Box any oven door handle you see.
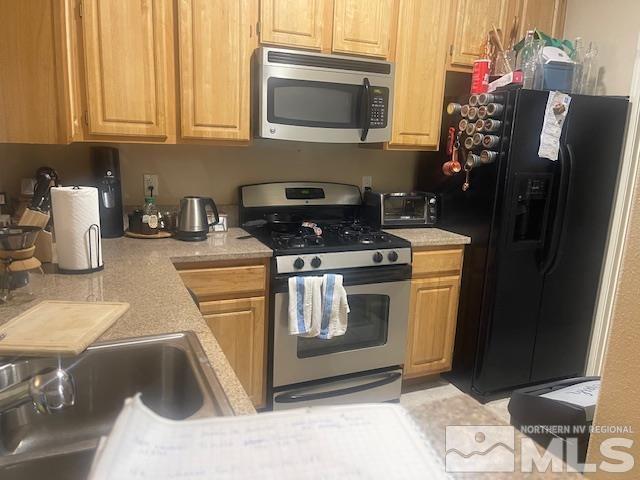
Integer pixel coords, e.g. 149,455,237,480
273,371,401,404
360,77,371,142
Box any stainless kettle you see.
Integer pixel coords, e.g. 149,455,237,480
176,196,219,241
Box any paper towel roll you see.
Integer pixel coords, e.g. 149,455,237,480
51,186,104,273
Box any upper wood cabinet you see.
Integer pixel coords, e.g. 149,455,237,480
449,0,511,68
516,0,566,38
260,0,332,51
80,0,174,139
332,0,395,58
0,1,70,144
388,0,449,150
177,0,255,141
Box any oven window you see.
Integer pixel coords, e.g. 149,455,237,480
383,196,426,221
268,78,362,128
297,294,389,358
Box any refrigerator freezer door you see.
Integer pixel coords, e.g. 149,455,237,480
472,90,558,395
530,95,629,383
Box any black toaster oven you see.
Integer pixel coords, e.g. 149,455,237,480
363,191,438,228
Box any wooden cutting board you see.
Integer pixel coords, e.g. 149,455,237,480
0,300,130,355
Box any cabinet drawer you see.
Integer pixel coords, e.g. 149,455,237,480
412,248,463,277
179,264,266,300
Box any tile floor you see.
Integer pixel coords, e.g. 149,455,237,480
400,378,581,479
400,377,511,424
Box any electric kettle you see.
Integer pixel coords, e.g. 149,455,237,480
177,196,219,241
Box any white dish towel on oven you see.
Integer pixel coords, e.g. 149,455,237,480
288,276,323,337
318,274,350,340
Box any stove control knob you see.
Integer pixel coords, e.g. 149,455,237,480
373,251,384,263
293,257,305,270
311,257,322,268
388,251,399,262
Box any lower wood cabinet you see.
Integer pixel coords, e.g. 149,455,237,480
177,259,268,408
200,297,266,407
404,247,463,378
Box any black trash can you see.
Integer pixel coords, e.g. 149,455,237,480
508,376,600,466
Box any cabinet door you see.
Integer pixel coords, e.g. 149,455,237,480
0,1,68,143
518,0,566,38
81,0,173,138
404,276,461,377
388,0,449,150
201,297,266,407
177,0,255,141
332,0,395,58
450,0,510,68
260,0,332,51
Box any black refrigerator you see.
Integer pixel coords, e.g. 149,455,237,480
419,79,629,401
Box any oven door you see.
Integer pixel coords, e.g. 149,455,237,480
273,277,410,388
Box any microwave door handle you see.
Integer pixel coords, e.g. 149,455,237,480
360,77,371,142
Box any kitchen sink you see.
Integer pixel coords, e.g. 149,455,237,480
0,332,233,479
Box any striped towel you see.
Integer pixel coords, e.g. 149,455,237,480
318,274,350,340
288,276,323,337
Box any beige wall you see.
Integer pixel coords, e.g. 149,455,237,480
586,167,640,477
564,0,639,96
0,141,421,207
567,3,640,475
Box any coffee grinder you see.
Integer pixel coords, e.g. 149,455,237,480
91,147,124,238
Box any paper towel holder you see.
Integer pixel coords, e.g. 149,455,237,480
58,223,104,275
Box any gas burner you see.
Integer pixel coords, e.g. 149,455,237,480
288,236,306,248
304,235,324,246
337,223,372,239
357,232,391,245
358,235,374,245
272,232,326,249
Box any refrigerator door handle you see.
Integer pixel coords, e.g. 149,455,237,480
540,144,574,275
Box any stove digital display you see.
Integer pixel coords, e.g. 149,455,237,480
285,187,326,200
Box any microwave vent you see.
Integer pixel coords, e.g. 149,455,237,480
267,51,391,75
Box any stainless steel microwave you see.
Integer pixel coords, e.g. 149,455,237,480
256,47,394,143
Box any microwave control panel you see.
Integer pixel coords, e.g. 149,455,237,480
369,87,389,128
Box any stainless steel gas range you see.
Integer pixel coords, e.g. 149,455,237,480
240,182,412,410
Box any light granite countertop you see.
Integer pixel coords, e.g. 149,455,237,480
0,228,271,416
386,228,471,247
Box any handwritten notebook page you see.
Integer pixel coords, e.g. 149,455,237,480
89,394,448,480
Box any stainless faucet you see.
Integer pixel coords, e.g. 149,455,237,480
0,368,76,414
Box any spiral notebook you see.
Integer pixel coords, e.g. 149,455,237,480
89,394,448,480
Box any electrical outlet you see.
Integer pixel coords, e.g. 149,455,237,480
362,175,372,191
143,174,159,197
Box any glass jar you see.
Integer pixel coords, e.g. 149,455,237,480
141,197,159,235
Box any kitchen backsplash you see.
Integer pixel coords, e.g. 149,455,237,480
0,141,422,207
